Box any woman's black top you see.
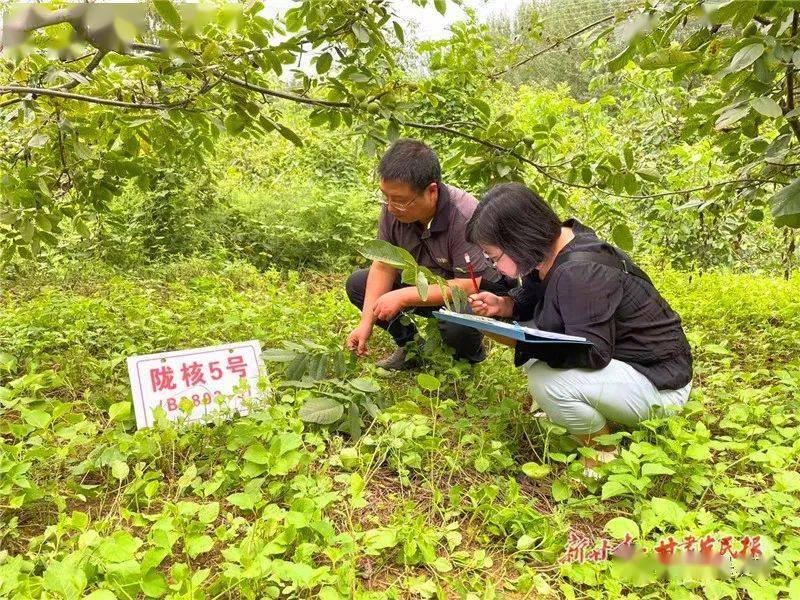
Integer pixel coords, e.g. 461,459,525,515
506,219,692,391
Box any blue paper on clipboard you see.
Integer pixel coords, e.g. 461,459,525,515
433,310,593,346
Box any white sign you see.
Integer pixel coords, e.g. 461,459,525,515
127,340,263,429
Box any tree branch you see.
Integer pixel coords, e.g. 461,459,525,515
124,45,351,109
213,72,349,108
491,12,628,79
403,119,590,189
0,50,108,110
0,86,176,110
786,10,800,144
399,118,780,199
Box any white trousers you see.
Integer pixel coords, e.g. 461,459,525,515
524,358,691,436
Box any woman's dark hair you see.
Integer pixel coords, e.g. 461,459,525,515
466,183,562,275
378,139,441,193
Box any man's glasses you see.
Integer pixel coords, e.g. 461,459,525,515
375,191,417,213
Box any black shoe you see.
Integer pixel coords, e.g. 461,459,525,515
470,344,487,364
456,343,487,365
376,346,421,371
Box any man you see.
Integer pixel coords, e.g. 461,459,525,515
345,138,501,370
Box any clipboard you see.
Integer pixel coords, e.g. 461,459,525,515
433,309,593,346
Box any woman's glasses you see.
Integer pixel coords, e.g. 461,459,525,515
483,251,504,267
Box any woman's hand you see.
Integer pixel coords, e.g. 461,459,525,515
468,292,514,318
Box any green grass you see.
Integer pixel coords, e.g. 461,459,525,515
1,259,799,599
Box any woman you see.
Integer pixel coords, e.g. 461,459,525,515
466,183,692,475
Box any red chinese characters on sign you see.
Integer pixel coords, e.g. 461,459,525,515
227,355,248,378
655,536,677,564
558,531,593,564
147,355,255,415
181,361,206,387
150,366,177,392
737,535,762,560
558,531,764,566
149,358,249,393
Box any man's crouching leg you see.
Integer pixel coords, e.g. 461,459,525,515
437,320,486,364
345,268,417,346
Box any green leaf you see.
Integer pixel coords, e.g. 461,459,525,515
110,460,129,481
85,591,118,600
724,43,764,74
604,516,639,539
686,442,710,461
271,560,314,584
701,580,738,600
316,51,332,74
198,502,220,524
154,0,181,30
638,48,697,70
715,105,749,130
298,397,344,424
650,497,685,527
359,239,416,269
28,133,49,148
347,402,361,439
751,97,783,118
521,462,551,479
226,491,259,510
641,463,675,476
43,558,89,599
474,456,490,472
416,373,440,391
185,534,213,558
285,8,303,32
601,479,628,500
277,124,303,147
434,0,446,15
352,23,370,44
770,178,800,227
607,43,635,72
261,348,297,362
140,569,168,598
21,220,34,242
612,223,634,251
224,114,246,135
472,98,491,118
517,534,535,550
393,21,405,44
22,408,51,428
363,528,398,552
774,470,800,492
243,444,270,465
551,478,572,501
623,145,634,168
416,269,429,301
108,401,131,423
98,531,140,563
350,377,379,393
273,432,302,455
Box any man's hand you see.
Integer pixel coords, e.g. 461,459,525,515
346,323,373,357
372,289,407,322
468,292,514,318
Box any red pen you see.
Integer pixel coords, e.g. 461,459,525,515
464,253,479,294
